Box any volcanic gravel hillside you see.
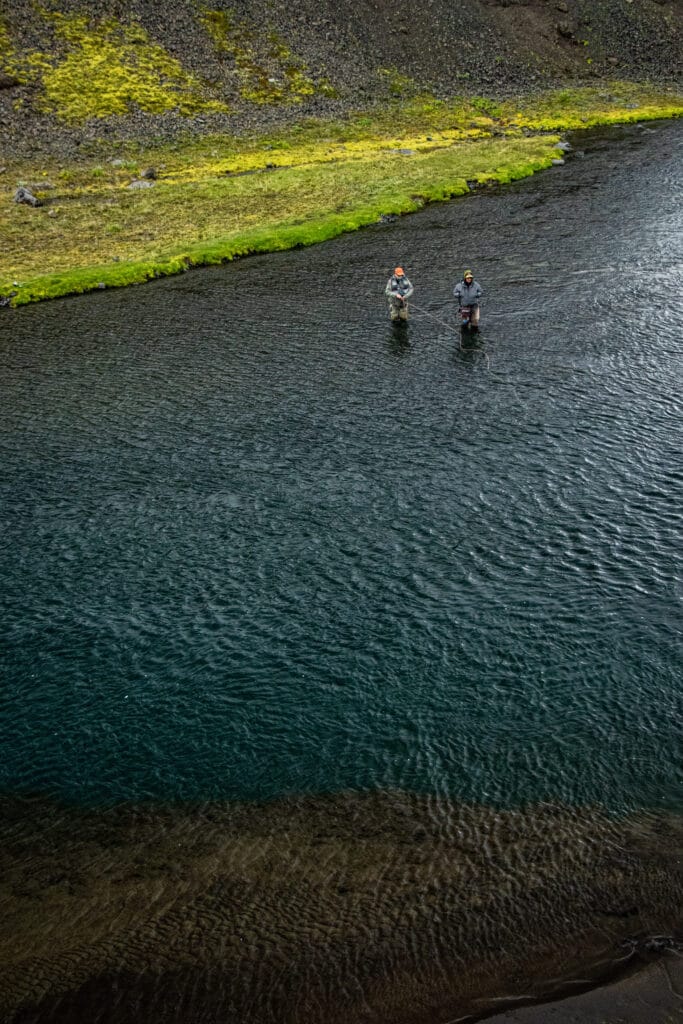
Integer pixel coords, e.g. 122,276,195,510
1,0,681,154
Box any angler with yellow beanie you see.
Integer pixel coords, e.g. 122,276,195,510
453,269,482,331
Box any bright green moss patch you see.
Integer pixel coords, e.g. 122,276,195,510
14,13,229,122
202,8,335,104
1,82,681,307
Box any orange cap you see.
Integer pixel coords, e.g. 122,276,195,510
394,267,405,276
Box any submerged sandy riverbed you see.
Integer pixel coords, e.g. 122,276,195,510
2,792,682,1024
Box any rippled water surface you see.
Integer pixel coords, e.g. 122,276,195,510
2,120,683,1024
1,123,682,814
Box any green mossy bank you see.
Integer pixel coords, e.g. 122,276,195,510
2,85,682,308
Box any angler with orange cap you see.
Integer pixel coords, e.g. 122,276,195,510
453,269,482,330
385,266,414,322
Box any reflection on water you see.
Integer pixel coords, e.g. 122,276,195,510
2,792,682,1024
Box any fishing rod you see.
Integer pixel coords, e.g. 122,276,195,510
408,302,490,364
408,302,462,337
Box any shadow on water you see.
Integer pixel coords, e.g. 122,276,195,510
454,328,491,372
387,319,412,357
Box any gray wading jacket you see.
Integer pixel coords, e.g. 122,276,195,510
453,279,482,306
386,275,414,303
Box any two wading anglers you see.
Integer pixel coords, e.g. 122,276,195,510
385,267,483,331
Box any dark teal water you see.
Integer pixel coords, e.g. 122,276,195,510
1,122,682,812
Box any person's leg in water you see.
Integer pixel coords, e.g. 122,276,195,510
389,298,409,321
470,305,480,332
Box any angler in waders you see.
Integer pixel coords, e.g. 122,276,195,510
453,269,482,331
385,267,414,322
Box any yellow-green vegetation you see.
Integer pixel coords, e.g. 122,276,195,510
508,81,683,130
376,68,422,100
202,8,336,104
0,16,21,79
7,12,228,122
0,18,14,61
1,84,681,307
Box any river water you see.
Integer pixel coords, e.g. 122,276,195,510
0,121,682,1023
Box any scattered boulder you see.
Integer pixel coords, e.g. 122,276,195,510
140,167,157,179
378,213,398,223
127,179,155,190
110,158,125,168
554,141,571,151
0,72,20,90
13,186,42,207
551,157,565,165
556,21,574,39
555,1,569,11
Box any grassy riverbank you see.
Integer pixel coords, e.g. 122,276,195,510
2,83,681,308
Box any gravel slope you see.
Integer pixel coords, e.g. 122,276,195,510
0,0,681,157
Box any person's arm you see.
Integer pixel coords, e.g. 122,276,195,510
475,283,482,303
402,279,414,300
385,278,396,299
453,282,462,301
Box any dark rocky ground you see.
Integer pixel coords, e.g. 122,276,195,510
0,0,681,159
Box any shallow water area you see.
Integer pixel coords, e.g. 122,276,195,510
1,121,682,1022
1,791,682,1023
